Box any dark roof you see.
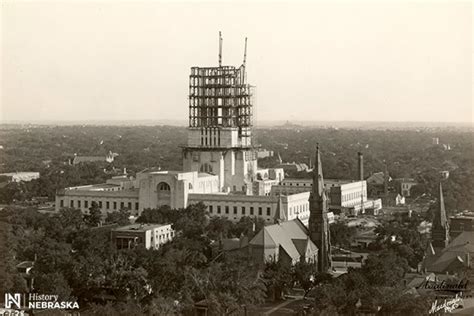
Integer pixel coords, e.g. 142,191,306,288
16,261,34,269
426,231,474,273
249,219,316,262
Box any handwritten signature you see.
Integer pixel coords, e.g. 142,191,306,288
429,293,463,314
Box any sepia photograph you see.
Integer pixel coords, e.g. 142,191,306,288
0,0,472,315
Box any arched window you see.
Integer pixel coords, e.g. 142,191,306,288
158,182,171,191
200,163,213,174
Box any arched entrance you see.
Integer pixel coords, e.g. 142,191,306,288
157,182,171,207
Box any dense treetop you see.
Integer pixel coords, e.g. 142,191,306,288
0,125,472,210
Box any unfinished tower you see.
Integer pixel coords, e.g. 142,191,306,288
183,33,257,193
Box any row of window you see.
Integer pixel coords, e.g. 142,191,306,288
60,199,139,211
283,182,312,187
208,205,271,217
116,237,142,250
289,203,309,216
342,192,366,202
152,231,174,243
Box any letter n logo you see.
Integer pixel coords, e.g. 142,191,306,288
5,293,21,309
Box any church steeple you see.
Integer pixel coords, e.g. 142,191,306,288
309,144,331,272
431,182,449,249
274,195,286,224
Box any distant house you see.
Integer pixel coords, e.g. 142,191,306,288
111,223,174,250
256,149,274,159
16,261,34,274
394,178,417,197
351,229,377,248
72,151,118,165
248,219,318,266
381,193,405,207
0,172,40,182
276,162,310,174
449,211,474,239
366,172,389,186
16,261,34,290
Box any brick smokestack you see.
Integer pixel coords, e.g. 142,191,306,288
358,152,364,181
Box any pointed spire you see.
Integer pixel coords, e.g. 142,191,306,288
313,144,325,198
309,144,331,273
274,195,286,224
434,182,447,228
431,181,449,249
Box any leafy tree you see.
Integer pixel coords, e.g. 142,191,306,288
174,203,209,238
262,260,293,300
231,216,265,238
292,261,332,298
87,301,144,316
105,209,130,226
147,296,182,315
330,222,357,248
207,216,234,239
135,205,175,224
85,201,102,227
33,272,73,300
360,250,410,287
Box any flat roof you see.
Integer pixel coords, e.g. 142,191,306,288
113,223,170,232
450,214,474,220
59,188,139,198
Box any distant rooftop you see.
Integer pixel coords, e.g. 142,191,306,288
450,211,474,219
113,223,169,232
67,183,121,191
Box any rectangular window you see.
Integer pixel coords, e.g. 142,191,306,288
217,206,221,214
225,206,229,214
99,201,103,208
114,201,117,210
120,202,124,209
70,200,74,208
135,202,139,210
60,200,64,207
128,202,132,210
258,207,262,216
267,207,271,216
78,200,81,208
106,201,110,209
250,207,254,215
233,206,237,214
85,200,88,208
242,207,246,215
209,205,213,213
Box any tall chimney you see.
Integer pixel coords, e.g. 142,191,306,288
358,152,364,181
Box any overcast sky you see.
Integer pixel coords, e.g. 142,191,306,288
1,1,472,123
